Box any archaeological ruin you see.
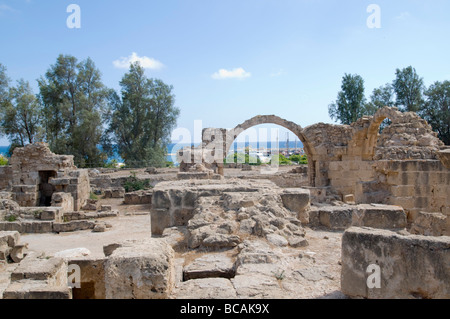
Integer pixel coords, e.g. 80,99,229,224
0,107,449,300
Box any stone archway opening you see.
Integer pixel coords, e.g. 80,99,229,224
223,115,316,185
224,123,306,167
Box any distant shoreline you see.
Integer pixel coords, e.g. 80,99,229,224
0,141,304,162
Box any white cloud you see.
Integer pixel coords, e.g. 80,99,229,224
270,69,286,77
211,67,251,80
395,12,411,20
113,52,164,70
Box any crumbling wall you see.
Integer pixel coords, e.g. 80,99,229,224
7,143,90,211
0,166,12,191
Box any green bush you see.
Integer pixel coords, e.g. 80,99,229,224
224,152,261,166
104,159,118,169
278,154,292,165
289,154,308,164
89,192,99,200
5,215,17,222
0,155,8,166
123,172,152,193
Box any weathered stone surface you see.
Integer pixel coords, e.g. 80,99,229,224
353,204,406,229
266,233,288,247
341,227,450,299
317,206,353,230
104,238,175,299
54,248,91,260
51,192,74,213
123,190,153,205
175,278,237,299
11,254,67,287
69,258,106,299
103,187,125,199
3,281,72,299
0,231,20,248
183,253,236,281
53,220,95,233
311,204,406,230
280,188,310,224
152,179,308,249
410,212,449,236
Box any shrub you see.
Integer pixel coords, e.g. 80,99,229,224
289,154,308,164
123,172,152,193
89,192,99,200
5,215,17,222
224,152,261,166
0,155,8,166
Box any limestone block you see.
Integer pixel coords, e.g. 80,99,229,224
0,231,20,247
151,209,171,236
183,253,236,281
53,220,96,233
11,255,68,287
175,278,237,299
280,188,310,224
104,238,175,299
68,258,106,299
354,204,406,230
318,207,353,230
341,227,450,299
409,212,448,236
3,281,72,299
51,192,74,213
21,221,53,234
0,222,22,232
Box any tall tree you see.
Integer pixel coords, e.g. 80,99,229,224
363,83,395,115
421,81,450,145
38,54,109,166
392,66,424,112
0,79,43,148
0,63,9,107
329,74,366,124
105,62,180,167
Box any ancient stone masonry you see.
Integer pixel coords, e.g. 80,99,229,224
341,227,450,299
179,108,449,224
151,179,309,249
4,143,90,211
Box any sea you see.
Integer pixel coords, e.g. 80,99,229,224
0,140,304,165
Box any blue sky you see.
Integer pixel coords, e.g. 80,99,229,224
1,0,449,145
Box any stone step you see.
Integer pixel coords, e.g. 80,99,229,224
3,280,72,299
183,253,236,281
10,254,67,286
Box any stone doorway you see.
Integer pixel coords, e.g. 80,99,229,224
39,170,57,206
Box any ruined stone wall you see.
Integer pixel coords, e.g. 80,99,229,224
0,166,12,190
7,143,90,211
371,160,450,221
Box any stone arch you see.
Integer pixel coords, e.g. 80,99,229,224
362,107,402,160
223,115,317,185
362,107,444,160
226,115,314,157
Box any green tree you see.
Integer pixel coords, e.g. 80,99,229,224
363,83,395,115
421,81,450,145
0,63,9,107
105,62,180,167
329,74,366,124
38,55,109,166
392,66,424,112
0,79,43,147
